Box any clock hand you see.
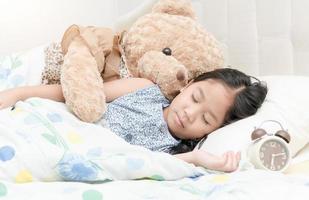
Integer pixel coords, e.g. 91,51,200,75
273,153,286,157
270,154,275,168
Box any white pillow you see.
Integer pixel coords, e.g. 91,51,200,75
196,76,309,158
285,143,309,175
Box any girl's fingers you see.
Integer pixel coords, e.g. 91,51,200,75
232,152,239,170
231,151,241,171
236,151,241,164
220,151,242,172
220,152,228,165
225,151,240,172
224,152,234,171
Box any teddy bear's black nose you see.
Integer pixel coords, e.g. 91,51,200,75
162,47,172,56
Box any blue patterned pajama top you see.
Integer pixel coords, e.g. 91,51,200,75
98,84,180,153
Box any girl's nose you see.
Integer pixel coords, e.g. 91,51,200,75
184,105,200,123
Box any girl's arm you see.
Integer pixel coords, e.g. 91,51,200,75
174,149,241,172
103,77,153,102
0,78,154,109
0,84,65,109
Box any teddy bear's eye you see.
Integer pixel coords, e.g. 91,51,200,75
162,47,172,56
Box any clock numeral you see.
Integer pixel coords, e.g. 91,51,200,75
260,152,264,159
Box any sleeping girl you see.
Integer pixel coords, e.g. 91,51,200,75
0,68,267,172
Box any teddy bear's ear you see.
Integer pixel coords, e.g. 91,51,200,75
152,0,196,19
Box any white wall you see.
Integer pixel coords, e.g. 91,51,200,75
0,0,215,55
0,0,203,54
1,0,309,75
0,0,118,55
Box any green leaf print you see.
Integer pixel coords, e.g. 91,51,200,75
29,113,68,150
42,133,58,146
10,55,23,69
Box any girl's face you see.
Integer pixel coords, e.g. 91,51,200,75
163,79,237,140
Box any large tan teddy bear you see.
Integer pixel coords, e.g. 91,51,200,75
59,0,224,123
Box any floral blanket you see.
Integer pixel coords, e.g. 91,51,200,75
0,97,205,182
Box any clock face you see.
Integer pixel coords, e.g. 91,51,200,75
259,139,289,171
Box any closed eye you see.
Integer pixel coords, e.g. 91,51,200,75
191,94,198,103
204,117,209,125
203,114,211,125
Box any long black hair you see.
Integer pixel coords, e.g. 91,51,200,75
169,67,268,154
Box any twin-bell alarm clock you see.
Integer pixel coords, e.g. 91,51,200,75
247,120,291,172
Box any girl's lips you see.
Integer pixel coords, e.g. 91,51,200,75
175,112,184,128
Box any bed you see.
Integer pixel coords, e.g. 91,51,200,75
1,0,309,199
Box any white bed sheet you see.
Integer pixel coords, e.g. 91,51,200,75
0,170,308,200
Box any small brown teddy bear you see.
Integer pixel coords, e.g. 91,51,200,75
56,0,224,123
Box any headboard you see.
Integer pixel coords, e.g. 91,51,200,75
193,0,309,76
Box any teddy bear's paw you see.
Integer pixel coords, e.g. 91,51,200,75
67,95,107,123
61,24,81,55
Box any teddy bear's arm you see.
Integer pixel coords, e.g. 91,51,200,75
60,25,117,123
61,36,106,123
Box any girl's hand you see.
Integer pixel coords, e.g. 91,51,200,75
193,149,241,172
0,88,22,109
